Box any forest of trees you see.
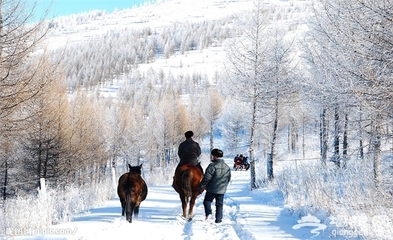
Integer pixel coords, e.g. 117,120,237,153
0,0,233,199
306,0,393,183
1,1,393,236
0,0,393,236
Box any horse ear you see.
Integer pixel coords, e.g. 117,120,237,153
128,164,132,170
139,164,143,168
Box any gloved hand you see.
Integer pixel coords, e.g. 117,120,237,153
198,187,205,194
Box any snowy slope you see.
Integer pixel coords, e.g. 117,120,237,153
41,0,311,94
43,0,256,49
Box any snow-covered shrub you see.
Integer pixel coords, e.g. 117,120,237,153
274,159,393,239
0,189,56,233
52,179,114,224
0,177,114,235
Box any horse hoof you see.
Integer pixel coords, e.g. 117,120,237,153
187,218,192,222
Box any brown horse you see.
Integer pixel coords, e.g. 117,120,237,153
117,164,148,223
173,164,203,221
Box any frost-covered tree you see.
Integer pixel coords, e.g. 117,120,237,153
0,0,49,119
201,87,223,151
20,65,70,191
308,0,393,183
226,1,295,186
218,100,250,155
65,92,107,186
0,0,50,199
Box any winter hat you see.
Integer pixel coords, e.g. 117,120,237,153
185,130,194,138
211,148,223,157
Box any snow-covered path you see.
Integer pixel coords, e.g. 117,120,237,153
16,160,335,240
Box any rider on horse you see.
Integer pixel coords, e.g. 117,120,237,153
172,130,203,187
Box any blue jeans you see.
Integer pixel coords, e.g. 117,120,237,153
203,192,224,223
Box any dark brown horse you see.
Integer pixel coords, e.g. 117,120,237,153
117,164,148,223
173,164,203,221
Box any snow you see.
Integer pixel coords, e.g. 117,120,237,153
43,0,256,50
4,1,364,239
13,159,338,240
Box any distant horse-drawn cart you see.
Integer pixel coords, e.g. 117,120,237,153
233,154,250,171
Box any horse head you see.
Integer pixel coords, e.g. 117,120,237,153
128,163,142,174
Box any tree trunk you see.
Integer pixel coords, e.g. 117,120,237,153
302,113,305,160
287,125,290,153
290,118,297,153
267,96,279,181
111,160,117,192
0,2,3,198
320,108,328,165
249,91,257,189
358,111,364,160
2,157,7,200
210,119,214,152
373,120,382,185
267,153,273,181
0,0,2,60
342,113,348,168
333,106,340,166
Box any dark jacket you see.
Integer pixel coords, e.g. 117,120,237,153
178,138,201,166
200,158,231,194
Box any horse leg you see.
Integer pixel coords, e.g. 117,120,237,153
188,194,198,221
128,202,137,223
182,201,188,218
179,194,187,218
134,204,139,219
134,203,140,219
120,198,126,216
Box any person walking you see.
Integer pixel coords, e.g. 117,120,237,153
172,130,203,187
199,148,231,223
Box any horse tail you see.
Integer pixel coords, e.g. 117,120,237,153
182,170,193,199
125,173,133,222
126,190,131,208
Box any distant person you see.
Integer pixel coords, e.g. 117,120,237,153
238,154,244,163
172,130,203,187
234,154,243,169
243,156,250,170
243,156,248,164
233,154,238,168
199,148,231,223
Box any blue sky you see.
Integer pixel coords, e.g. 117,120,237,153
31,0,147,19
